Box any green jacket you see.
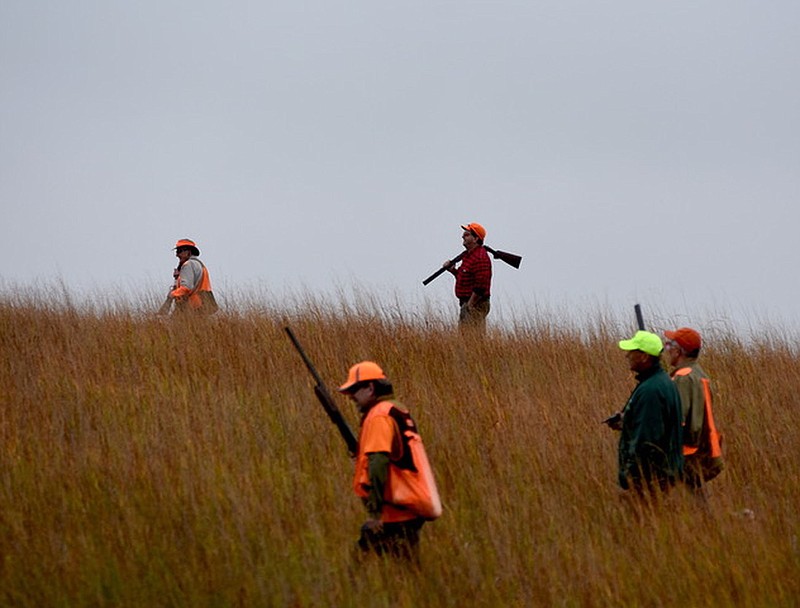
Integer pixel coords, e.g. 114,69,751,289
618,364,684,490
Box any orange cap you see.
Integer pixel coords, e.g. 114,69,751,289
664,327,702,353
174,239,200,256
338,361,387,393
461,222,487,241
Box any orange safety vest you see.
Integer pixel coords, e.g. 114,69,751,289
673,367,722,460
172,260,213,311
353,401,442,523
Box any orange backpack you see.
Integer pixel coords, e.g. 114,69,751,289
379,404,442,520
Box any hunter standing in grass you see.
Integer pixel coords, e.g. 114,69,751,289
339,361,441,561
442,222,492,332
164,239,217,314
664,327,724,491
610,331,684,497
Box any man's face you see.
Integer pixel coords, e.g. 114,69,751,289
664,340,682,367
625,349,651,372
462,230,478,250
348,383,376,411
175,248,191,264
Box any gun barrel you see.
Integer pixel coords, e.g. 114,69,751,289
422,267,447,286
422,251,465,286
285,327,325,385
314,386,359,455
634,304,645,331
285,326,359,456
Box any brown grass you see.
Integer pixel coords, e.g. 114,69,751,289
0,292,798,607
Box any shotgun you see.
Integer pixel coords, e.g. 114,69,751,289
634,303,645,331
602,304,646,427
157,265,181,315
284,327,359,456
422,246,523,286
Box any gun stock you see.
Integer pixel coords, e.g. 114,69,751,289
284,327,359,456
484,246,522,269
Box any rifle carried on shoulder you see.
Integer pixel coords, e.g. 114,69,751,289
284,327,359,456
422,245,523,286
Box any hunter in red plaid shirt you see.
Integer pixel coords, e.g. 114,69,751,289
444,223,492,331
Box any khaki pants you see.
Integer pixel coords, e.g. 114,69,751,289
459,299,490,333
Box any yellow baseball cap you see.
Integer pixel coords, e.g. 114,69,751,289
618,331,663,357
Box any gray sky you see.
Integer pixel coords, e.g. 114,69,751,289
2,1,798,332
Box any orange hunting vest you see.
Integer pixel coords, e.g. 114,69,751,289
172,260,213,310
673,367,722,459
187,264,212,310
353,401,442,523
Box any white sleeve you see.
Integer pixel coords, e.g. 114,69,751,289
179,259,203,291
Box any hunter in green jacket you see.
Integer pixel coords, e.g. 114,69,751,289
615,331,684,495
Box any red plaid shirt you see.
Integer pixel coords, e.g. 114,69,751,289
455,246,492,300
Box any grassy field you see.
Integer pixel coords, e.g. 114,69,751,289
0,293,798,607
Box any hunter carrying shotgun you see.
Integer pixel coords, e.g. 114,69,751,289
425,223,521,333
158,239,218,315
285,328,441,562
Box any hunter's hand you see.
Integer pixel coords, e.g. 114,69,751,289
603,411,623,431
363,518,383,533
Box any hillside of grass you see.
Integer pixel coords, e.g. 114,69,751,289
0,296,798,607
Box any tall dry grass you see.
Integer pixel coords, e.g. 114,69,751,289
0,292,798,607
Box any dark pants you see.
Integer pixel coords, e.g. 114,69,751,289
683,457,704,490
630,474,676,498
357,518,425,561
683,454,724,489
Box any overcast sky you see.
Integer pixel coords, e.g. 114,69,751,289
2,1,798,333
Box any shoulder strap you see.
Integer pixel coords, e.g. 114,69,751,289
701,378,723,458
381,402,419,472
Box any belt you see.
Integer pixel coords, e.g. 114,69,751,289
459,296,490,305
